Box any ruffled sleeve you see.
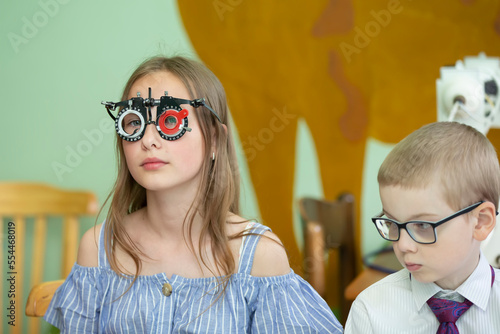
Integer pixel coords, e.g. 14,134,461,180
44,264,102,334
247,272,344,333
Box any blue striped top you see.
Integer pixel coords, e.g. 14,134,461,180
44,222,343,333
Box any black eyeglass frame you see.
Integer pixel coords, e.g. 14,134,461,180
371,201,484,245
101,87,223,142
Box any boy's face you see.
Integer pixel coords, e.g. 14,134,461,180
379,184,482,290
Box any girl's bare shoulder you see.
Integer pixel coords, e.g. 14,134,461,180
226,214,290,277
76,223,102,267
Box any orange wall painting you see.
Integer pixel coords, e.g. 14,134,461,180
178,0,500,274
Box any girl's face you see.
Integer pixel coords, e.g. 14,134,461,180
122,71,206,196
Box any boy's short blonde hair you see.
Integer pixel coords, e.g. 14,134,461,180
378,122,500,211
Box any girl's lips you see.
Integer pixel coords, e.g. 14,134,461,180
405,263,422,272
142,162,167,170
141,158,167,170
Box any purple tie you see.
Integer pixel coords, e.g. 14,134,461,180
427,297,472,334
427,265,495,334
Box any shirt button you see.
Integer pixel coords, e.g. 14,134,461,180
162,282,173,297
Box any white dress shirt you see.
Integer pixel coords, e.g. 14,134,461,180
345,253,500,334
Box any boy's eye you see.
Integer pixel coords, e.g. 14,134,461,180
412,222,432,231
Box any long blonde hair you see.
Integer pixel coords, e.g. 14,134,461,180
102,56,241,290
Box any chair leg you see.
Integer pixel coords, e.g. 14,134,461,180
304,221,326,297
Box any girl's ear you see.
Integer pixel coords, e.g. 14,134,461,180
473,201,497,241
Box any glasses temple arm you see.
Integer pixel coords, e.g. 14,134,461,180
176,97,223,124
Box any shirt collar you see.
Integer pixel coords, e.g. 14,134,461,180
411,252,492,311
457,252,492,310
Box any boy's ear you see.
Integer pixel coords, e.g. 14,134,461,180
473,201,497,241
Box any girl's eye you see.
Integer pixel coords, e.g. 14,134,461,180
164,115,178,129
129,120,141,127
121,114,142,135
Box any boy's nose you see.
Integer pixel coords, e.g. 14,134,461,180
394,229,418,253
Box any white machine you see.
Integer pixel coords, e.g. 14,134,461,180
437,52,500,268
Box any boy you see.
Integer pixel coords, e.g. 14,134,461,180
345,122,500,333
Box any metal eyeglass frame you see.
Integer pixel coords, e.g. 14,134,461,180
101,87,222,142
371,201,484,244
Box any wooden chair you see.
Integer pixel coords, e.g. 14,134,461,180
0,182,97,334
298,193,357,324
344,246,402,302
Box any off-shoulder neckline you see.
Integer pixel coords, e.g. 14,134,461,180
72,263,296,285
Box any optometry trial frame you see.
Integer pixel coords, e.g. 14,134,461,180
102,87,222,142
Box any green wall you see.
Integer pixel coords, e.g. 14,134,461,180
1,0,195,199
0,1,202,332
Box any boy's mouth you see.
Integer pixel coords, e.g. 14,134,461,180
405,262,422,272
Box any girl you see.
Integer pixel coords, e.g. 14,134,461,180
45,56,343,333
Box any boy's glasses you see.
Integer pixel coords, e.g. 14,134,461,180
372,201,484,244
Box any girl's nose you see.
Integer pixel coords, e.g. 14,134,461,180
141,122,162,149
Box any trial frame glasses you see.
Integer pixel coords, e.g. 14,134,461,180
371,201,484,244
101,87,223,142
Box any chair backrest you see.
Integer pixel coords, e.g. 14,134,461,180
298,193,356,324
0,182,97,334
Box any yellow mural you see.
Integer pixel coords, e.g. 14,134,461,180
178,0,500,275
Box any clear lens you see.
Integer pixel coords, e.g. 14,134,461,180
407,222,435,243
375,219,436,243
122,113,143,135
116,109,145,140
164,115,178,130
375,220,398,240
